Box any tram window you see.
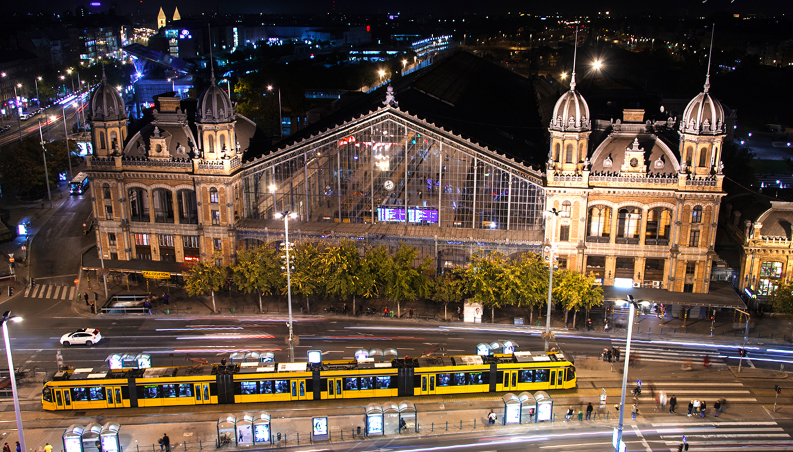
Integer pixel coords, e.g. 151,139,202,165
43,388,52,402
414,375,422,388
72,388,89,401
360,377,373,390
260,381,274,394
241,382,257,395
161,385,177,398
55,390,62,406
512,372,517,386
321,379,328,392
305,379,313,393
336,380,341,394
519,370,535,383
178,384,193,397
566,367,575,381
299,381,305,396
468,373,483,385
204,385,209,400
115,388,121,403
64,390,71,405
328,380,334,395
376,376,391,389
142,386,160,399
344,377,359,390
556,372,563,385
89,387,105,400
421,377,427,391
274,380,289,393
437,373,452,386
453,373,466,386
497,371,504,384
291,381,297,397
535,369,550,383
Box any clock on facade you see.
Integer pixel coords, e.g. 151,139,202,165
384,180,395,190
630,158,639,168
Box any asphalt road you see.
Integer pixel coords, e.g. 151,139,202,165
0,97,87,149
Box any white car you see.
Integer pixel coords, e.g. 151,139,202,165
60,328,102,346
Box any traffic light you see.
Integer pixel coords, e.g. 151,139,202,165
31,278,35,287
739,348,747,358
776,385,782,394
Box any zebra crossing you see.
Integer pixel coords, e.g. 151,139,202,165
636,381,757,403
612,342,728,367
652,421,793,451
23,284,76,300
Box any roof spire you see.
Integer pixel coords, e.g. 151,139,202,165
208,23,215,84
704,23,715,93
101,62,107,82
570,25,579,91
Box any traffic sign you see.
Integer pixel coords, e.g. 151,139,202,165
74,279,79,285
637,379,642,388
8,257,13,263
683,435,687,444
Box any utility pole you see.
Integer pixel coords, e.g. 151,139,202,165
37,120,52,202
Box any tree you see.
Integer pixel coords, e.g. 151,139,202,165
321,240,366,314
0,136,71,199
358,245,390,312
383,243,432,318
290,242,323,313
507,252,549,324
552,270,604,328
769,284,793,315
429,268,464,320
464,250,508,322
185,259,227,313
231,245,282,312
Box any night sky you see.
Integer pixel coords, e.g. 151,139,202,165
24,0,793,17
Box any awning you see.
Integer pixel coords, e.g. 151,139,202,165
602,281,746,309
82,248,189,276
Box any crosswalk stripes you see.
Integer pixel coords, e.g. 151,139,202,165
611,343,728,367
653,421,793,451
22,284,75,299
638,381,756,403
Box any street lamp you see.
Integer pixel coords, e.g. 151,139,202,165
47,115,56,142
542,207,568,351
37,120,52,202
59,75,65,97
13,83,22,143
593,59,603,71
271,184,297,362
1,311,26,452
34,77,41,107
266,85,282,139
63,104,74,181
614,295,644,452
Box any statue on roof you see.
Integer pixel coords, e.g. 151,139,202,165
383,85,398,108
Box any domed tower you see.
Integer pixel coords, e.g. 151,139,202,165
195,67,236,161
88,66,128,157
548,43,591,175
678,73,726,177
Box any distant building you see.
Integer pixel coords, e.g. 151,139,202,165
157,7,166,30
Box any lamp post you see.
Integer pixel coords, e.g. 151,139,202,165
63,103,74,181
271,184,296,362
96,228,109,301
47,115,57,142
34,76,41,108
13,83,22,143
1,311,25,452
59,75,65,98
615,295,639,452
67,69,76,95
267,85,282,138
542,207,567,351
38,120,52,202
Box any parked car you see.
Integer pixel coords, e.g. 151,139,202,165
60,328,102,346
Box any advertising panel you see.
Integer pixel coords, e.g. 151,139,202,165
537,401,553,422
254,424,269,444
505,403,521,424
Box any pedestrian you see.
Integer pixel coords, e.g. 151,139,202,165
77,293,82,304
719,398,726,414
162,434,170,452
614,347,620,362
94,292,99,304
660,391,667,410
632,404,638,419
566,406,574,421
457,306,461,320
162,294,169,305
586,402,593,420
384,307,389,318
687,400,693,417
4,442,11,452
487,410,496,425
144,300,152,315
604,321,609,332
693,399,701,415
669,395,677,413
700,400,706,418
14,441,19,452
587,318,593,331
83,292,89,306
343,303,347,315
602,348,608,361
714,399,721,417
220,358,227,367
44,445,52,452
409,308,414,319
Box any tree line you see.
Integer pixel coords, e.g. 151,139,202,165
185,241,604,325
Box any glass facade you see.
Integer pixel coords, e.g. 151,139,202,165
241,116,544,231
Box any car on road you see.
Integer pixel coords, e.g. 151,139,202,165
60,328,102,346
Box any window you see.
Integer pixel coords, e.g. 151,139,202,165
561,200,572,215
617,207,641,238
134,233,149,246
565,144,573,163
128,187,150,222
686,262,696,275
161,384,177,398
211,210,220,225
178,384,192,397
105,205,113,220
760,262,784,278
759,261,784,296
213,238,222,250
688,230,700,247
210,188,219,203
153,189,174,223
159,234,174,247
183,236,199,248
102,183,111,199
699,147,708,167
557,257,567,269
587,206,611,238
692,205,703,223
559,225,570,242
108,233,116,246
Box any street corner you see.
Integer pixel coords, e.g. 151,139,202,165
763,405,793,421
728,366,789,379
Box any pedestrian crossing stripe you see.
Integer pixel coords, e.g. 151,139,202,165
657,427,785,434
652,422,778,426
23,285,75,300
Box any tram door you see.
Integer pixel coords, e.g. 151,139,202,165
194,383,210,404
549,369,564,389
290,379,309,401
327,378,342,399
105,386,123,408
419,374,436,395
54,388,72,409
503,370,518,391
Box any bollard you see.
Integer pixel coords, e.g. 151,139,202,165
474,419,476,429
295,433,297,445
341,429,343,441
183,442,187,451
649,327,651,335
137,446,139,452
446,421,448,431
153,445,156,452
199,440,202,450
432,422,434,432
460,420,463,430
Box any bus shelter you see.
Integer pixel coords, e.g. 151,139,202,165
236,414,254,446
99,423,121,452
398,400,417,433
383,402,400,435
63,425,85,452
501,393,521,425
534,391,553,422
229,352,246,364
252,413,271,445
217,415,236,447
476,343,491,356
502,341,518,354
518,392,537,424
82,423,102,449
365,403,384,436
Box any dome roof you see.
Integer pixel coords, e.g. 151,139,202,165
197,83,234,124
549,76,590,132
680,77,725,136
89,67,126,122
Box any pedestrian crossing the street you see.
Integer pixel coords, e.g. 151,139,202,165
609,342,728,368
636,382,757,403
653,421,793,451
23,284,75,300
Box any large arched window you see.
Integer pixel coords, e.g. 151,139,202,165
102,183,111,200
561,200,572,215
128,188,150,222
554,143,561,161
152,188,174,223
645,207,672,244
699,147,708,167
617,207,641,242
177,189,198,224
685,146,693,167
565,144,574,163
99,132,106,150
692,205,703,223
586,205,611,242
208,136,214,154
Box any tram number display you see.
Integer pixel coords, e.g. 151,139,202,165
313,417,328,436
